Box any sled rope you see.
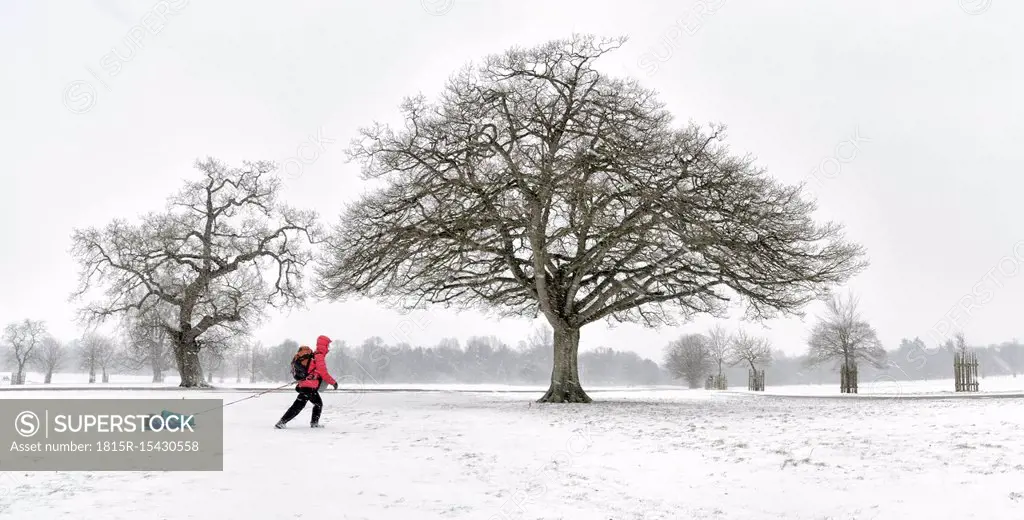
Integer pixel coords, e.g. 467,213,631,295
191,381,297,416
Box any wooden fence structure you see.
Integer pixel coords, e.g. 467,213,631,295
840,362,858,394
748,369,765,391
705,374,727,390
954,350,980,392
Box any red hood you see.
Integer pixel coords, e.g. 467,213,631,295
316,335,331,354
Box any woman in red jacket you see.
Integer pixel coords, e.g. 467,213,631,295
275,335,338,428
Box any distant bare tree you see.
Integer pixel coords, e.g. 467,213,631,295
316,35,866,402
707,325,731,383
198,329,237,384
70,158,322,387
728,329,773,372
121,308,174,383
96,338,119,383
232,343,252,383
35,336,68,384
249,341,270,382
954,331,969,354
805,291,887,373
664,333,713,389
79,333,116,383
3,319,47,385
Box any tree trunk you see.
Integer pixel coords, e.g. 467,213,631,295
151,355,164,383
89,364,96,383
538,327,591,403
44,369,53,384
102,368,109,383
14,364,25,385
173,338,208,388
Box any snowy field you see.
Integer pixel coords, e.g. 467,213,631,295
1,384,1023,519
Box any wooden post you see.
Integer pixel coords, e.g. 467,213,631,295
954,352,960,392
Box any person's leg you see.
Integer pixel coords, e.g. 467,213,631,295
309,390,324,427
277,389,311,426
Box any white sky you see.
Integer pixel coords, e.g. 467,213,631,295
2,0,1023,361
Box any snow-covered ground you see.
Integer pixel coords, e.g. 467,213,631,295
1,385,1022,519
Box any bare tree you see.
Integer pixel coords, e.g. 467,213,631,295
121,308,174,383
707,324,731,383
315,35,866,403
249,341,268,382
79,332,116,383
197,327,237,383
954,331,969,354
34,336,68,384
96,339,119,383
805,291,887,373
232,343,252,383
664,333,714,389
3,319,47,385
70,158,322,387
727,328,773,372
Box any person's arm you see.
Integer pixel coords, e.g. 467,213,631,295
317,354,337,386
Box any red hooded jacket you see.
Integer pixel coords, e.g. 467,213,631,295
297,335,338,390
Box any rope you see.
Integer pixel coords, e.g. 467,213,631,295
191,381,297,416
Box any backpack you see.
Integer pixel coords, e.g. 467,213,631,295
291,346,315,381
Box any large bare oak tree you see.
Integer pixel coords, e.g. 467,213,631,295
316,35,866,402
71,158,321,387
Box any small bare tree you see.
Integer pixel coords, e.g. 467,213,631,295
79,333,116,383
232,343,251,383
35,336,68,384
664,333,713,389
97,339,119,383
121,308,174,383
249,341,268,382
70,158,322,387
728,329,773,373
198,329,236,384
707,324,731,385
3,319,47,385
805,292,886,386
954,331,969,354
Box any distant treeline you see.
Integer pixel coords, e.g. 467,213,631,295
10,330,1022,387
218,335,664,386
208,335,1024,387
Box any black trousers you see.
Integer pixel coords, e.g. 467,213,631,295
279,387,323,425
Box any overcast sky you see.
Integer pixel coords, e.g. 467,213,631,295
2,0,1022,362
